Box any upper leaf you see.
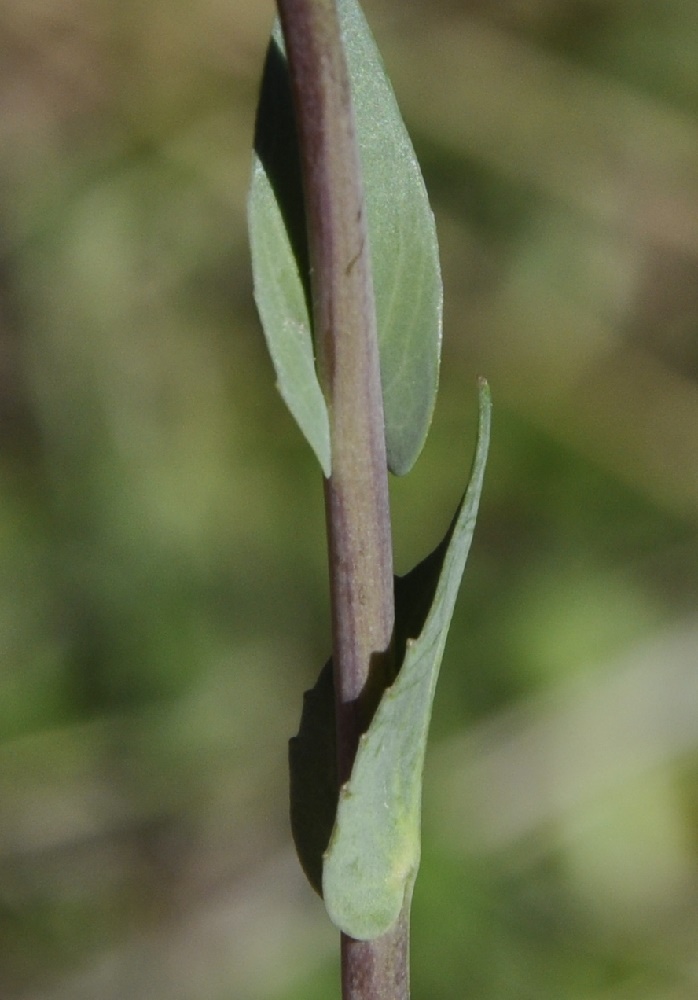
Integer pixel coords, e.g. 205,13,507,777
249,38,331,477
345,0,442,474
321,381,491,939
248,0,442,477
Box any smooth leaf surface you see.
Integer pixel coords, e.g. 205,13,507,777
322,381,491,939
345,0,442,474
289,529,452,897
249,37,331,477
248,0,442,477
289,534,449,897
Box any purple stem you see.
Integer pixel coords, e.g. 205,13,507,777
275,0,409,996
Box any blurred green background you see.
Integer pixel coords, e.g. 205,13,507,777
2,0,698,997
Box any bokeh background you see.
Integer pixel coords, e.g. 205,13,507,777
2,0,698,997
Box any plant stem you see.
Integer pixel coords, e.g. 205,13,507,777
275,0,408,996
341,907,410,1000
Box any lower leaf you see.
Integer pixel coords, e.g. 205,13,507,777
321,380,491,939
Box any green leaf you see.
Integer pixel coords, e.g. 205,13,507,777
288,498,451,898
321,380,491,940
287,540,448,899
249,38,331,477
344,0,442,474
248,0,442,477
287,547,446,900
289,383,491,910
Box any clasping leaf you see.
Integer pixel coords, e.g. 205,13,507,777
321,381,491,939
248,0,442,477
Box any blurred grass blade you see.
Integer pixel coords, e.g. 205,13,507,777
322,381,491,939
248,0,442,477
